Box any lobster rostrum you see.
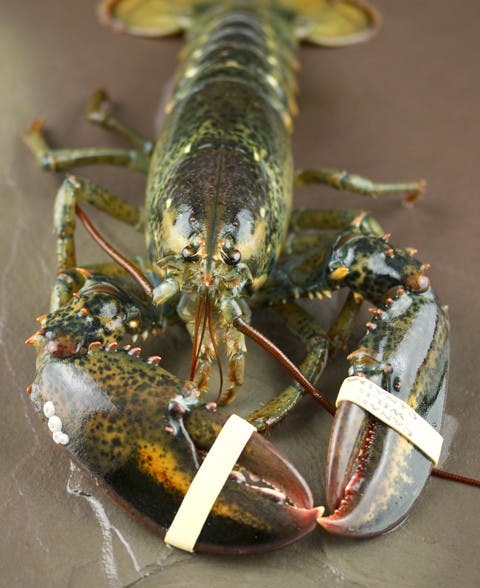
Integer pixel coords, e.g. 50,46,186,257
24,0,470,553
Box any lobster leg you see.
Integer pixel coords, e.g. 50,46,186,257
295,167,425,205
289,208,385,237
247,293,361,431
246,301,329,430
29,346,321,555
259,209,386,303
86,88,154,155
314,228,446,536
257,209,387,304
285,232,336,256
31,268,169,357
24,119,150,173
326,290,363,353
51,175,143,276
25,88,153,171
320,286,448,537
28,267,322,554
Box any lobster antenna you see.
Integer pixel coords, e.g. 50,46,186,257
190,292,210,381
76,204,154,297
431,468,480,487
190,293,205,379
233,317,480,489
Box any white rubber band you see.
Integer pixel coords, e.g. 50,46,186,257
164,414,256,552
336,376,443,466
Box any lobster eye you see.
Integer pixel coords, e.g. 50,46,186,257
221,248,241,265
182,245,200,262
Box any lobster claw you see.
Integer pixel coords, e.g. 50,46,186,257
183,405,321,553
319,400,436,537
30,345,321,554
318,289,449,537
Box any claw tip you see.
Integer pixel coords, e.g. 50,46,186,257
315,506,325,523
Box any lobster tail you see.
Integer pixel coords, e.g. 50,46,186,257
101,0,380,47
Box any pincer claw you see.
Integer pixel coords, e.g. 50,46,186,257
318,290,449,538
29,322,322,553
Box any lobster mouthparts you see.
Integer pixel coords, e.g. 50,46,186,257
30,347,321,554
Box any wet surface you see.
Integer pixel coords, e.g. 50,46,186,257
1,0,479,586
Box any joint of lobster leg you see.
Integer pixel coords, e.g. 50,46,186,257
86,88,110,124
152,277,180,305
50,268,90,311
220,296,251,324
403,267,430,293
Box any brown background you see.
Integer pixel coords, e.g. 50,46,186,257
1,1,479,586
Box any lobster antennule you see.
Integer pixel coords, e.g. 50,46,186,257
189,291,225,399
190,290,207,379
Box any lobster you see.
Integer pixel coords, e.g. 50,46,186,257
24,0,475,554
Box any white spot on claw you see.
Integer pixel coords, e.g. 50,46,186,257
48,415,62,433
43,401,55,418
53,431,69,445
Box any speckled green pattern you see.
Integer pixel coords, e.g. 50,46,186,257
327,232,430,304
30,347,318,554
255,222,450,537
35,271,166,357
260,226,430,303
322,289,449,536
146,1,297,280
23,0,455,549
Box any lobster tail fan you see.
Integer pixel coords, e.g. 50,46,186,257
99,0,195,37
100,0,380,45
289,0,380,47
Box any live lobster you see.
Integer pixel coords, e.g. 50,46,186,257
24,0,476,554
